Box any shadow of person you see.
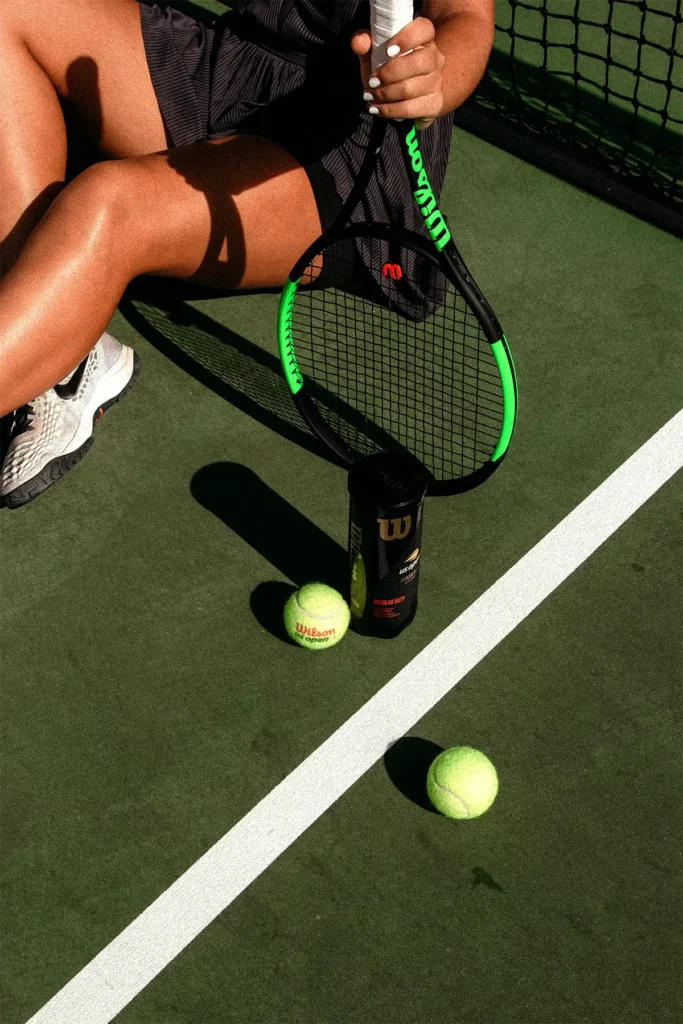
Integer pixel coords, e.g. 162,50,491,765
62,56,104,179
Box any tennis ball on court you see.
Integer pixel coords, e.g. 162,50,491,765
284,583,350,650
427,746,498,819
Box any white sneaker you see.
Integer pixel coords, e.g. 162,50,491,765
1,333,139,508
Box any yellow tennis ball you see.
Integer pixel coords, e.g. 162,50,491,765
427,746,498,819
284,584,350,651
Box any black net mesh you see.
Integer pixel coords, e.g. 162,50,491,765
455,0,683,230
289,235,505,484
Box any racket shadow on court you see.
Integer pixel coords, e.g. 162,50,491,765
119,278,347,468
191,462,347,644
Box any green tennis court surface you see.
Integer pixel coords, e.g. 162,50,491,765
2,2,682,1019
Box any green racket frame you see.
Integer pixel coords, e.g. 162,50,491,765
277,119,518,496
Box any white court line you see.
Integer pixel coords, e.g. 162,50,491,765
27,410,683,1024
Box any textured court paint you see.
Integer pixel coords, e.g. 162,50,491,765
25,408,683,1024
491,336,517,461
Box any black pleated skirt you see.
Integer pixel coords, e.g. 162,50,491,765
139,1,453,291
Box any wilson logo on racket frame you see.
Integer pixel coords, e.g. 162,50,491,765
382,263,403,280
405,127,451,251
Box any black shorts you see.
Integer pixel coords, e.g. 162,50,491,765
138,2,452,301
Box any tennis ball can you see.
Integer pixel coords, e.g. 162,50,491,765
348,452,429,638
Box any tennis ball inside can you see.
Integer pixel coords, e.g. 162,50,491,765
284,583,350,650
349,552,367,619
427,746,498,819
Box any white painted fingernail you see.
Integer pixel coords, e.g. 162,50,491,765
387,44,400,57
369,77,381,89
368,106,379,115
363,91,374,102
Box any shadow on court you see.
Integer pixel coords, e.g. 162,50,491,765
119,278,347,468
384,736,444,813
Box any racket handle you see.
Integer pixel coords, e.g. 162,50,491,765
370,0,414,71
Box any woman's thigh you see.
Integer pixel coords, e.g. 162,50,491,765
106,133,322,291
0,0,167,157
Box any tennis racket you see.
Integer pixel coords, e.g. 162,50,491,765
278,0,517,496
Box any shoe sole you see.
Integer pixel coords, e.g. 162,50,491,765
2,351,140,510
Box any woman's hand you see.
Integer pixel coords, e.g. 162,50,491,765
351,17,446,130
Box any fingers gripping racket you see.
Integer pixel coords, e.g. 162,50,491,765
278,0,517,496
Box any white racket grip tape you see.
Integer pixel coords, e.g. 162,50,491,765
370,0,414,70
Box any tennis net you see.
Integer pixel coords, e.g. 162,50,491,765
453,0,683,235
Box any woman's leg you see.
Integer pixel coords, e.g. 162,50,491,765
0,0,167,275
0,134,322,416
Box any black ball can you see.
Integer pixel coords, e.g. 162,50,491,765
347,452,429,638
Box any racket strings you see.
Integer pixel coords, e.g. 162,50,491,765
292,237,504,482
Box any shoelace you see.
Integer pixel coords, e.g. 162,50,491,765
10,355,90,441
12,402,36,437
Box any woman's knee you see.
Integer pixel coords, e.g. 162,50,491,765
49,160,155,274
63,156,212,279
46,140,321,289
60,160,131,221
